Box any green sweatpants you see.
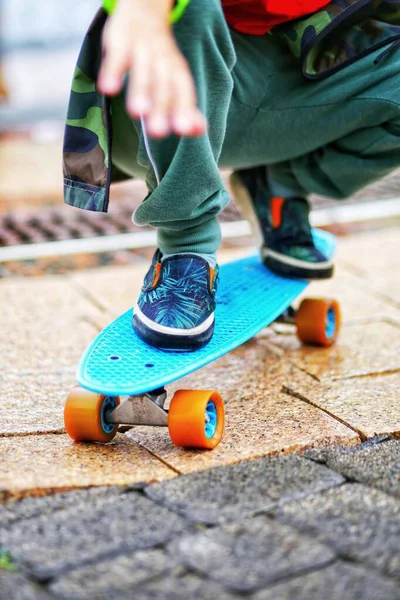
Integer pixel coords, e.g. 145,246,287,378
110,0,400,255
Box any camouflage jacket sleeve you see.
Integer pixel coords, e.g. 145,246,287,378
63,1,192,213
277,0,400,79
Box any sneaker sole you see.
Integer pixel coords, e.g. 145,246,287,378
263,248,334,280
132,314,214,351
133,304,215,351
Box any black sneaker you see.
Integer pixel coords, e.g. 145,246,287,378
230,167,334,279
133,250,219,351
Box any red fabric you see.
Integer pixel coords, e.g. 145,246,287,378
222,0,331,35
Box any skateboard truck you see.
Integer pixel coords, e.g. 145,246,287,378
64,386,225,449
106,388,169,427
276,305,296,325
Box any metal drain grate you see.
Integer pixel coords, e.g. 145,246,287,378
0,198,243,248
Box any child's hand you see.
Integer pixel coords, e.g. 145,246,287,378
98,0,207,138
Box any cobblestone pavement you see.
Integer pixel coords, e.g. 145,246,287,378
1,437,399,599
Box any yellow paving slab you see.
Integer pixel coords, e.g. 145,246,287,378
283,371,400,439
0,276,104,372
267,321,400,381
363,268,400,307
0,433,176,502
126,342,359,474
1,276,106,436
335,227,400,306
70,264,149,320
0,369,75,436
335,227,399,272
293,266,400,325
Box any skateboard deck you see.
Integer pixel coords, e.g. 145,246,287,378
77,229,336,397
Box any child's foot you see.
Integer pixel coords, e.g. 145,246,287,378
133,250,219,351
230,168,334,279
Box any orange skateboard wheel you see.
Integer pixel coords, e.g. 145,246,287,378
296,298,341,347
168,389,224,449
64,386,120,443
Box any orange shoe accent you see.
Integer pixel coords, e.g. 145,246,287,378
168,389,224,449
296,298,341,347
209,266,216,292
271,197,285,228
64,386,120,443
151,262,162,287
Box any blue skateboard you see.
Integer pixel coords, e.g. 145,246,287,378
64,229,340,450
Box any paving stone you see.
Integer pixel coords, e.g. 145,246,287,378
0,433,175,502
49,549,180,600
0,571,53,600
334,227,400,276
134,573,239,600
128,344,358,475
304,435,390,463
0,369,75,435
146,454,344,525
272,483,400,579
268,320,400,380
304,439,400,498
255,562,400,600
291,266,400,325
0,277,103,372
168,516,335,592
284,371,400,439
0,486,129,527
368,267,400,307
0,491,191,581
71,264,148,319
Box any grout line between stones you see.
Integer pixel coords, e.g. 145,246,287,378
285,360,321,382
339,262,400,311
0,429,65,439
79,315,103,333
127,437,182,477
282,385,366,442
69,278,109,314
330,368,400,382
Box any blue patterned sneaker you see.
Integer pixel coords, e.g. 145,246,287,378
230,167,334,279
133,250,219,351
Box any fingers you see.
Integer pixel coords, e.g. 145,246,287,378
125,42,207,138
98,14,207,138
170,57,207,137
98,22,130,96
126,43,151,118
146,57,173,137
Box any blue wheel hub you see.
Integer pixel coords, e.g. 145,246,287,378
325,307,336,339
100,396,118,434
205,401,217,439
